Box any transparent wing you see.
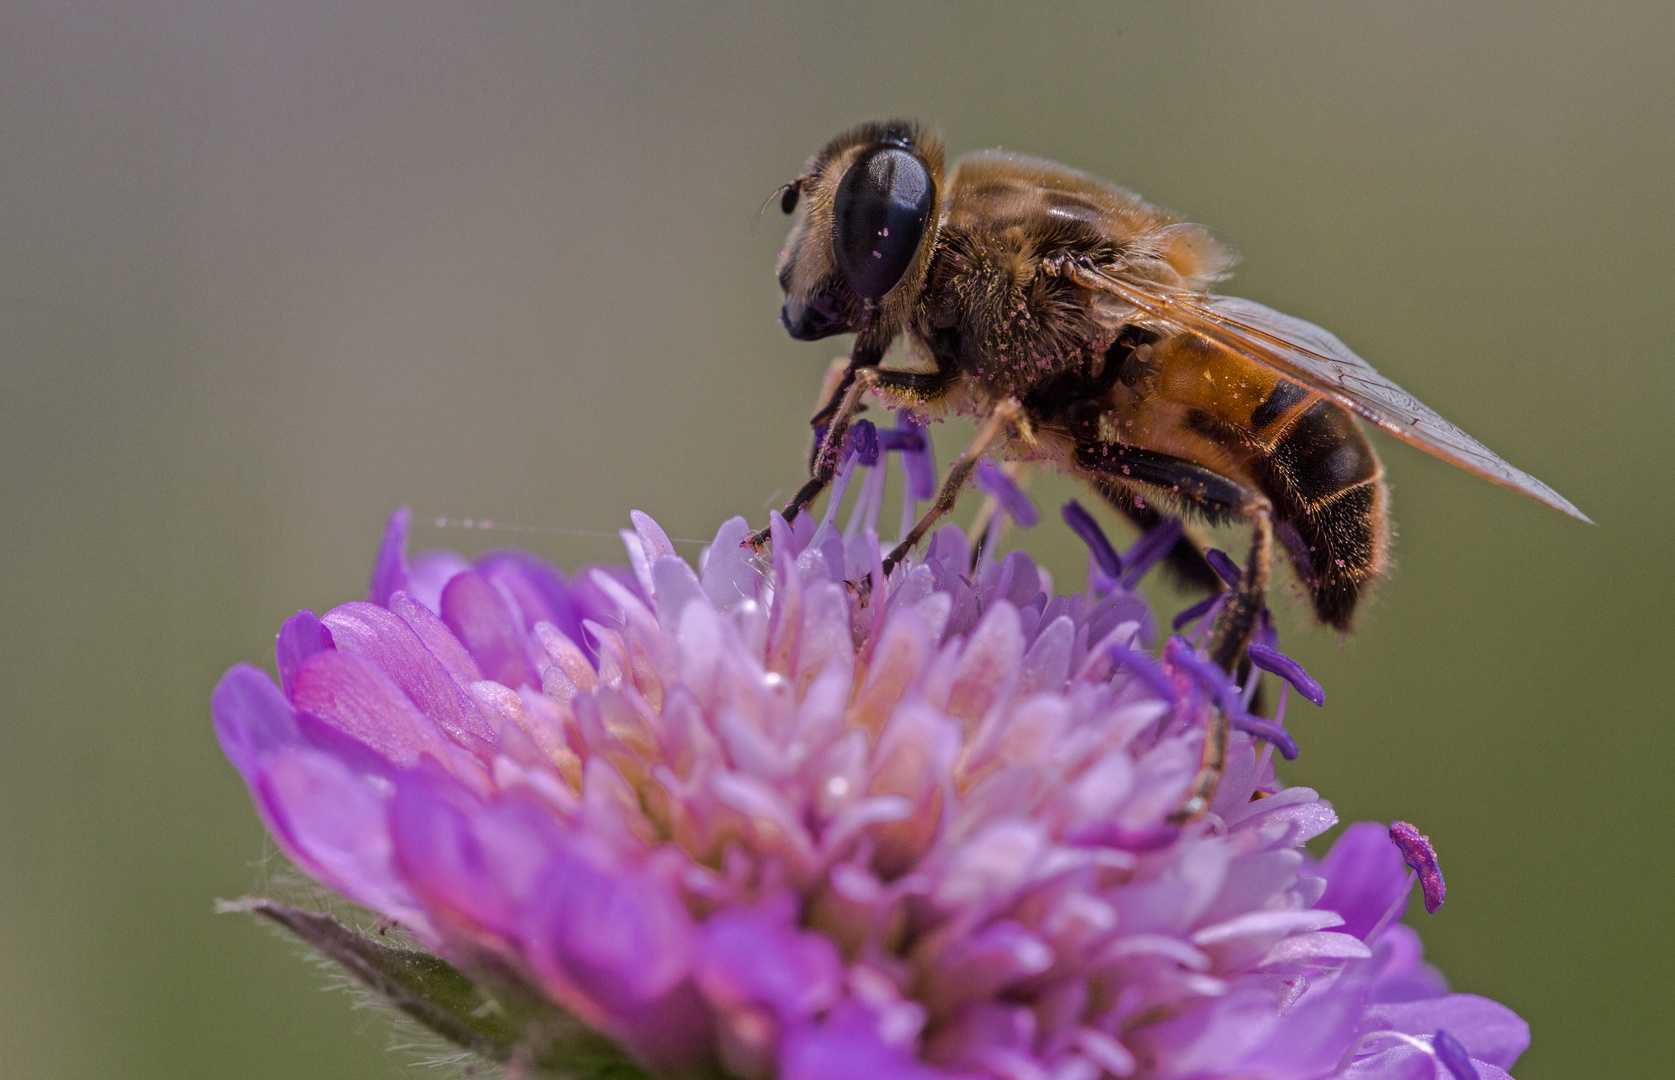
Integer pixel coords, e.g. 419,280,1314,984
1065,262,1590,522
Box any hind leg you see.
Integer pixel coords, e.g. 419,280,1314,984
1092,473,1271,713
1206,505,1273,669
1169,505,1272,822
1074,442,1274,822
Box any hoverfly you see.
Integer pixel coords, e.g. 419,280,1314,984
751,121,1587,816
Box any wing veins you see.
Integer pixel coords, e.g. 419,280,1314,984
1064,262,1590,522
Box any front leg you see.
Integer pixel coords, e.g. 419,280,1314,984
749,366,881,550
807,363,959,473
808,350,874,431
806,356,858,473
753,353,959,554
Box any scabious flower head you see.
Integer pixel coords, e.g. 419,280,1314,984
214,438,1528,1080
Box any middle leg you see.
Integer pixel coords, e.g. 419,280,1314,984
1073,441,1275,822
967,461,1035,572
882,398,1032,577
1074,441,1272,664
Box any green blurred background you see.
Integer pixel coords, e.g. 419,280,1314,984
2,2,1669,1076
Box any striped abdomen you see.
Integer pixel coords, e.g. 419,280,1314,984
1247,387,1389,628
1146,335,1390,629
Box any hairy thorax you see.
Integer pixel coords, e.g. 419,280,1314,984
912,225,1113,402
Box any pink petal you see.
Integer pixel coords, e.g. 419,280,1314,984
1017,615,1074,695
1341,1045,1441,1079
322,601,497,758
407,549,472,614
275,610,334,695
1318,821,1414,939
213,664,303,780
946,601,1025,728
694,900,845,1022
288,650,455,768
440,570,542,690
368,506,412,606
1364,995,1529,1069
389,772,559,939
389,590,485,688
702,516,763,611
476,550,583,645
252,747,432,938
1257,930,1374,966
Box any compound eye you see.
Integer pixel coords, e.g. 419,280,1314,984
832,146,934,301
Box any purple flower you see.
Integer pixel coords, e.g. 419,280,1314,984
215,454,1527,1079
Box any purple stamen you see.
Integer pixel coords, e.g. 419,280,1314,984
1107,646,1179,704
1170,592,1221,631
1250,680,1290,780
974,460,1038,527
1360,867,1417,948
1247,642,1326,707
1164,637,1300,759
1389,822,1447,913
877,428,925,453
979,506,1005,566
893,411,937,501
1163,636,1241,716
844,452,887,542
819,451,859,531
1432,1029,1478,1080
1120,518,1183,588
1062,500,1123,579
897,490,916,547
848,419,880,467
1204,547,1242,587
1240,651,1262,710
1231,714,1299,760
